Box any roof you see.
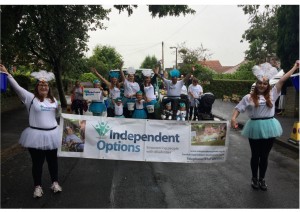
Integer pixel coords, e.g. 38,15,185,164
223,60,248,74
198,60,234,73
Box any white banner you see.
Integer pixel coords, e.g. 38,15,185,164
83,88,102,101
58,113,230,163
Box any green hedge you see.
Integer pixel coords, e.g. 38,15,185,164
203,79,254,99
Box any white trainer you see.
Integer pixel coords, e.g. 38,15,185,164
51,182,62,193
33,186,43,198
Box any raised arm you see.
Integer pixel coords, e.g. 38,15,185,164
0,64,31,102
119,61,126,83
183,66,195,84
91,67,111,87
275,61,299,93
154,66,163,80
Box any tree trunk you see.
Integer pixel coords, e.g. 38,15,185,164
53,63,67,108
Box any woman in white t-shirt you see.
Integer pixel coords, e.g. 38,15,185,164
231,61,299,191
120,67,140,118
91,68,123,117
0,64,62,198
140,69,158,119
188,78,203,120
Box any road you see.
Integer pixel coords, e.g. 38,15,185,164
1,122,299,208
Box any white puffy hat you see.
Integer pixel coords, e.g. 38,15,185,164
252,62,279,82
31,70,55,82
142,69,152,77
127,67,136,75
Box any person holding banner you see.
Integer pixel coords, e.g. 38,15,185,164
140,69,158,119
231,60,299,191
88,79,107,116
0,64,62,198
120,67,140,118
91,67,123,117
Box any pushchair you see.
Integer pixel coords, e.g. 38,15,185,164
195,92,215,120
160,95,189,121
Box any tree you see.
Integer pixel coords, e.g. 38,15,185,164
239,5,279,63
1,5,195,107
140,55,158,69
87,45,123,77
114,5,195,17
276,5,299,72
177,42,212,65
1,5,110,107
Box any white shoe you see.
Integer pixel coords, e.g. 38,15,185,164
33,186,43,198
51,182,62,193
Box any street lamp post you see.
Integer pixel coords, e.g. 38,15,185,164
170,46,178,69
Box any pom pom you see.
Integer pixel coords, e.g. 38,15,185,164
252,62,279,81
93,79,100,84
142,69,152,77
30,70,55,82
109,71,120,79
170,69,180,78
127,67,136,75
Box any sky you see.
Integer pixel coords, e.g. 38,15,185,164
86,5,251,69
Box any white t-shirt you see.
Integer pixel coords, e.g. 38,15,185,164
181,85,188,95
235,86,281,118
114,103,123,116
124,79,140,97
8,76,58,129
135,100,145,109
144,84,156,100
188,84,203,101
163,78,184,96
109,86,121,99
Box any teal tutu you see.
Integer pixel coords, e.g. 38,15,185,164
146,99,157,106
89,102,107,113
132,109,147,119
241,118,283,139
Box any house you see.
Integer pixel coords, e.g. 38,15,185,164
222,60,248,74
198,59,246,74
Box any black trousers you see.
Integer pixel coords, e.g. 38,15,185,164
28,148,58,186
248,138,274,179
72,100,83,115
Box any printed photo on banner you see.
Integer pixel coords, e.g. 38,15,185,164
191,122,227,146
61,118,86,152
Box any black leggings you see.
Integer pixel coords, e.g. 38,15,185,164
28,148,58,186
249,138,274,179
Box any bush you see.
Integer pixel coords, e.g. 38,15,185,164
79,73,98,83
203,79,254,99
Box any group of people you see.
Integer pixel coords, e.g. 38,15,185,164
71,65,202,121
0,58,298,199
